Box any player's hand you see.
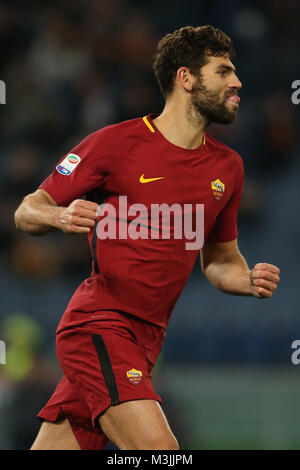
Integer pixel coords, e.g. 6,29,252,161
250,263,280,299
56,199,99,234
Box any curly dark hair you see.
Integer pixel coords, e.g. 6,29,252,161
153,25,236,98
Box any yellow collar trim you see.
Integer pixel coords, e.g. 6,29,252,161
143,115,206,146
143,115,155,133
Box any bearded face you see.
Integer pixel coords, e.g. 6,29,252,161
190,71,240,125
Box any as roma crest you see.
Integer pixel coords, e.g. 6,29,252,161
211,178,225,202
126,368,143,385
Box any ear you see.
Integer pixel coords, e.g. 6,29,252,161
176,67,194,92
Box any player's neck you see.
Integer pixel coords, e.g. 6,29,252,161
153,99,205,150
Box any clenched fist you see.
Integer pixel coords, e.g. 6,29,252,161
250,263,280,299
56,199,99,234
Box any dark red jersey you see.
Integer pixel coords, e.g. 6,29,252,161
39,114,244,332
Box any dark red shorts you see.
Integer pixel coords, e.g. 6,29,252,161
37,311,165,450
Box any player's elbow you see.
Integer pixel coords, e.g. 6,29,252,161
14,194,49,236
14,202,25,231
14,202,33,234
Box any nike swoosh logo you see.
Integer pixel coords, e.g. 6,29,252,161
139,173,165,184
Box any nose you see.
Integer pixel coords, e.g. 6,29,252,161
231,74,242,90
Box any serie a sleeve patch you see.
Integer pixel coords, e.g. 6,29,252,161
56,153,81,175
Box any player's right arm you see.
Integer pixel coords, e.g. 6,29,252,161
14,188,99,236
14,127,113,237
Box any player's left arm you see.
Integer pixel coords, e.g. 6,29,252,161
200,239,280,299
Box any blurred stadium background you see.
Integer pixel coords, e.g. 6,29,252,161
0,0,299,450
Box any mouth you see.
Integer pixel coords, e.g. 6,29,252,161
226,95,240,104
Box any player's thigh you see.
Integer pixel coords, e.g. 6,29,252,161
99,399,179,450
30,418,81,450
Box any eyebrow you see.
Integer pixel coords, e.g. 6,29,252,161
215,64,237,74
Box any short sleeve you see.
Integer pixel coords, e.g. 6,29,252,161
38,129,112,206
207,158,244,243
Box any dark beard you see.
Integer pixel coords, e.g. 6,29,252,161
190,78,238,125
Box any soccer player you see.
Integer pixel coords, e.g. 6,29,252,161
14,25,280,450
